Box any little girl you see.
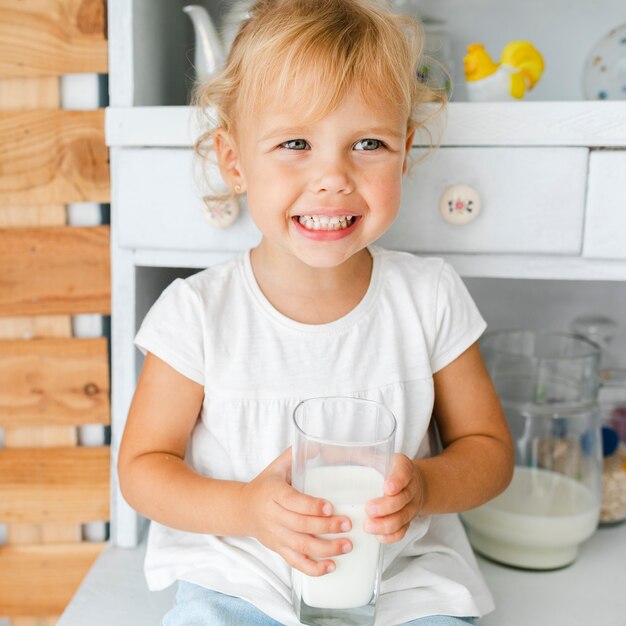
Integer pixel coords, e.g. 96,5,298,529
118,1,514,625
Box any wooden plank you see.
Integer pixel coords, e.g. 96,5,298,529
0,76,60,108
4,427,78,447
0,110,109,205
0,205,66,227
0,542,104,616
0,316,72,340
0,447,110,524
13,618,60,626
8,523,81,545
0,226,111,316
0,0,107,78
0,337,110,428
13,617,61,626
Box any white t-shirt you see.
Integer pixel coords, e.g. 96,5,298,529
134,246,494,625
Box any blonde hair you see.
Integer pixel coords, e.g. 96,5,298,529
193,0,447,203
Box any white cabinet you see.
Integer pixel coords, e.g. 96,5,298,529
106,0,626,550
114,146,591,256
583,151,626,260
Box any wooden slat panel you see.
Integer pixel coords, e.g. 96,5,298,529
0,226,110,316
0,542,104,616
0,0,107,78
0,337,110,428
0,447,110,524
0,110,109,204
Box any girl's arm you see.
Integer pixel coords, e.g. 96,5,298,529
364,342,514,542
118,352,351,575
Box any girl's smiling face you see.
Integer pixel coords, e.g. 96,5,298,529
215,89,414,270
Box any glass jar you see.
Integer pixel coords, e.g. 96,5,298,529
461,330,602,569
390,2,454,96
598,368,626,524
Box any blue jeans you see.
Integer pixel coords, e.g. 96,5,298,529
161,581,477,626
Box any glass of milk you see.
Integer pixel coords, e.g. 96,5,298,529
291,396,396,626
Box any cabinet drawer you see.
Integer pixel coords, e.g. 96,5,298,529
113,149,261,251
378,147,588,255
583,151,626,260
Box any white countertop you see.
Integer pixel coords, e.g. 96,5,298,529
477,522,626,626
58,522,626,626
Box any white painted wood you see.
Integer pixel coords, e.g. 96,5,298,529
106,102,626,148
378,147,587,255
110,241,144,547
133,249,238,269
56,539,175,626
438,102,626,147
107,0,134,107
106,106,200,147
583,151,626,260
114,148,261,252
129,249,626,282
61,74,101,110
67,203,103,226
441,254,626,281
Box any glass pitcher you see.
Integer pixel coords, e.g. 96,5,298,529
461,330,602,569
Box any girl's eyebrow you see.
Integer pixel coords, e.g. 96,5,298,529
259,125,405,142
359,126,405,139
259,126,311,142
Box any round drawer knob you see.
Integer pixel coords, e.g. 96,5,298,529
439,185,481,225
202,196,241,228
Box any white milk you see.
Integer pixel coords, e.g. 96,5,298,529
462,466,600,568
297,464,384,609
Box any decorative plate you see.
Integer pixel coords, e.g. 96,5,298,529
582,24,626,100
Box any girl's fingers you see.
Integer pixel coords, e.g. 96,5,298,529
366,484,416,517
277,529,351,568
375,522,411,544
282,547,336,577
289,532,352,559
364,504,415,536
279,507,352,535
276,484,334,518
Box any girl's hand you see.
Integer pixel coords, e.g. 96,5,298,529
240,449,353,576
364,454,423,543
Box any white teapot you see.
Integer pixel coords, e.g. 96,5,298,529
183,5,226,82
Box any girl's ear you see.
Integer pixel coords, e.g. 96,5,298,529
402,128,415,175
214,130,246,192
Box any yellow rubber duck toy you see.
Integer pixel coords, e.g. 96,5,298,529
463,41,544,101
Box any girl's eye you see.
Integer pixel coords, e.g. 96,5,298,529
280,139,309,151
354,138,384,151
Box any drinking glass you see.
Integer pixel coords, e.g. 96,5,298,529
291,397,397,626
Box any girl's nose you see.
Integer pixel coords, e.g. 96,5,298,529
311,157,354,195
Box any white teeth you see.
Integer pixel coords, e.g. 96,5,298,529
297,215,355,231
